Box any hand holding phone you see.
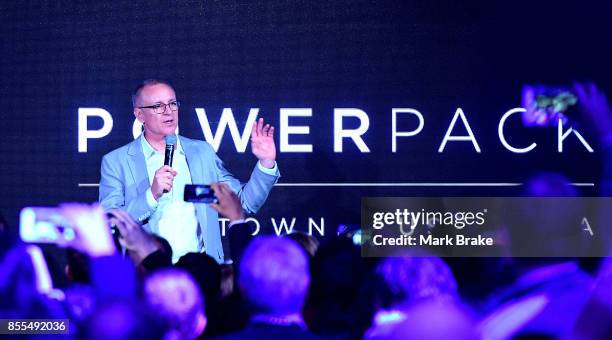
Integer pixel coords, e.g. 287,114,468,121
107,208,159,262
574,82,612,142
19,204,116,257
209,183,245,222
184,183,244,221
60,203,116,257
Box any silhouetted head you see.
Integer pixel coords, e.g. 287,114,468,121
144,268,206,339
239,236,310,316
374,256,458,309
176,252,222,309
285,231,320,257
366,301,477,340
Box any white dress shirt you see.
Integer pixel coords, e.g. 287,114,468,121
141,136,199,263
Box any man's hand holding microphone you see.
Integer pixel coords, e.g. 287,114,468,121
151,134,178,201
151,165,177,200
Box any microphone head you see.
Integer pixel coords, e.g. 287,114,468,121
165,134,177,146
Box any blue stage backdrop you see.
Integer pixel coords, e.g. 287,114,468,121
1,1,610,237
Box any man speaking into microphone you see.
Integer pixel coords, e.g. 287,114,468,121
99,79,279,263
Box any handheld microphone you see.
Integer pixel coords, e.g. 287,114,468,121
164,134,177,167
163,134,177,193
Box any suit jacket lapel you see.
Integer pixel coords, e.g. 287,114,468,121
179,136,208,250
180,136,202,183
127,135,150,194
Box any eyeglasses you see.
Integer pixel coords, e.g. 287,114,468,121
138,101,180,114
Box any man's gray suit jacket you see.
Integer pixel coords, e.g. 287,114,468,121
99,134,279,263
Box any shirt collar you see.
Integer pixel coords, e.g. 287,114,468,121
140,134,185,160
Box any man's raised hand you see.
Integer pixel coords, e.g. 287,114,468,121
251,117,277,168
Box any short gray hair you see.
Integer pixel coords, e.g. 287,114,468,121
239,236,310,315
131,79,174,108
144,268,204,338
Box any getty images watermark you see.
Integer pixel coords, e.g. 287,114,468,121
361,197,610,257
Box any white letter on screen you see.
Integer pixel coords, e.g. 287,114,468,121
438,108,481,153
498,108,537,153
245,217,261,236
558,119,594,153
392,108,424,152
334,108,371,153
195,108,259,152
308,218,325,236
271,217,297,235
78,108,113,153
280,108,313,152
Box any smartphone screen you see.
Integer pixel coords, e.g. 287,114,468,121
521,85,578,127
20,207,76,244
184,184,218,204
